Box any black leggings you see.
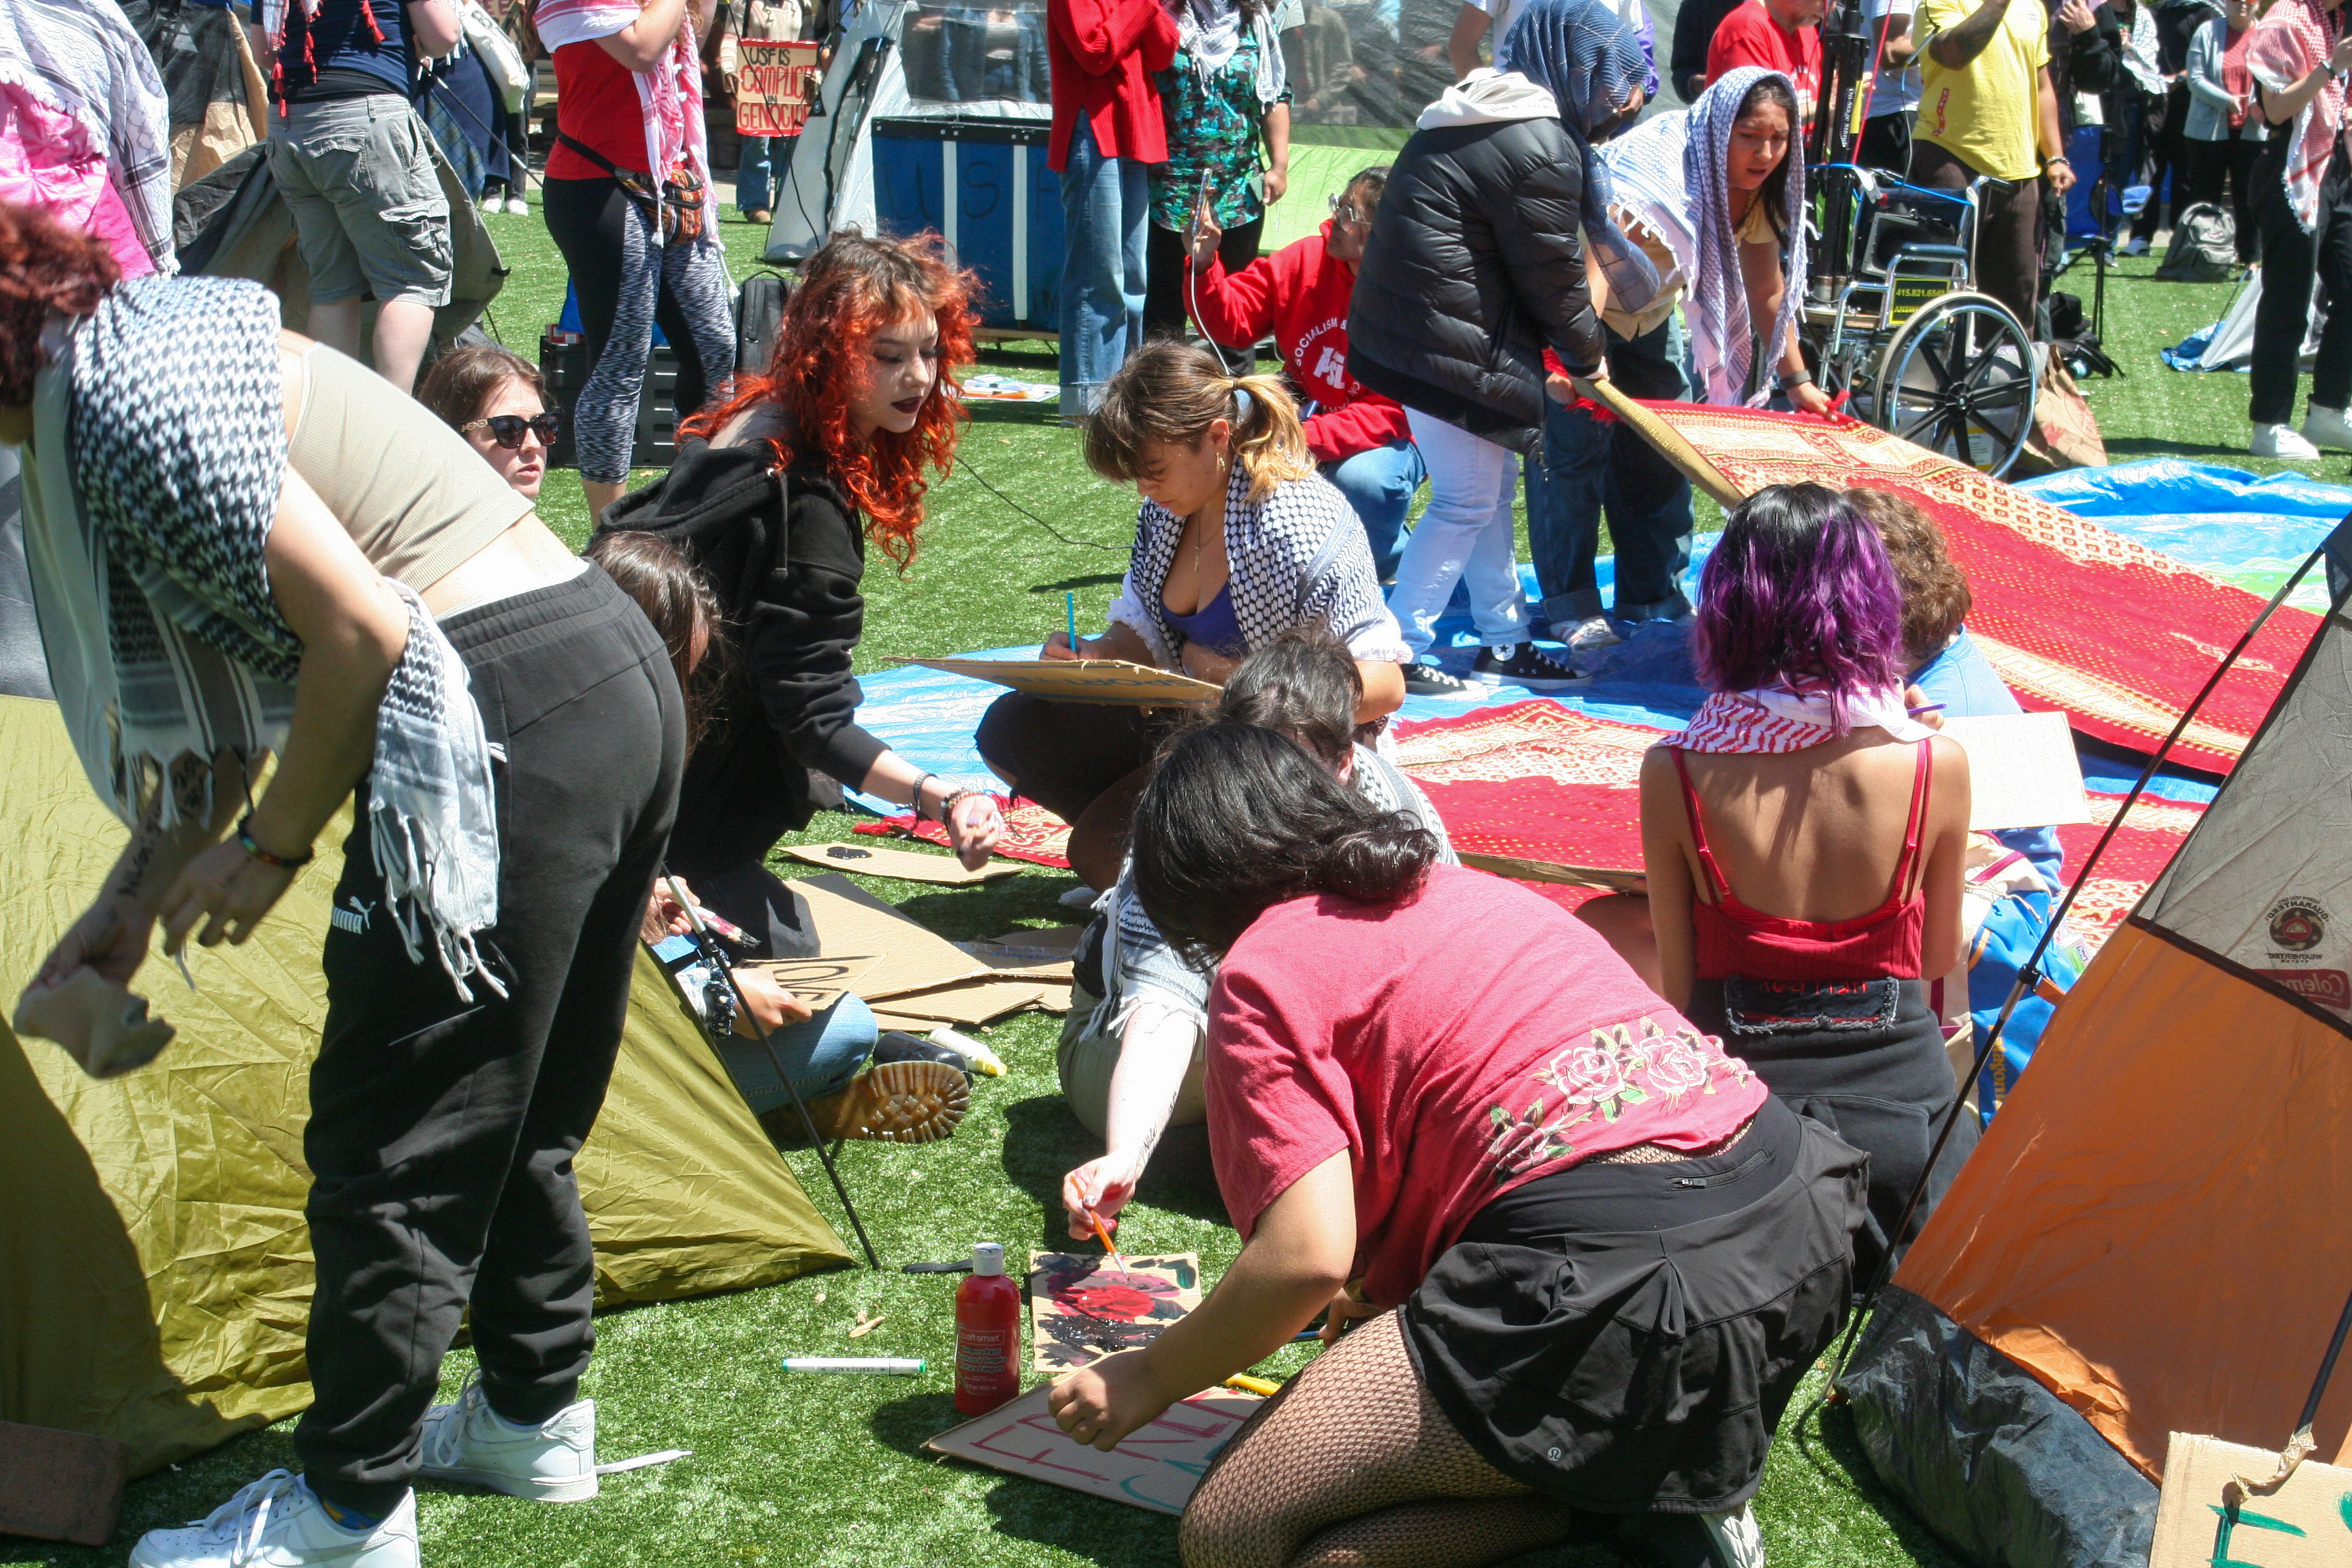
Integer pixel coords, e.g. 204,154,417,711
541,174,736,484
2251,140,2352,427
293,568,685,1516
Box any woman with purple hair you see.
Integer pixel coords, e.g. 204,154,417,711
1633,483,1975,1284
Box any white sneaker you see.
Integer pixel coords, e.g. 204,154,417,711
1616,1499,1765,1568
503,195,530,216
2252,423,2323,460
129,1472,418,1568
2122,235,2151,257
2302,405,2352,451
1559,614,1623,652
416,1374,598,1502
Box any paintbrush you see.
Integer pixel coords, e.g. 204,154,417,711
1081,1197,1130,1274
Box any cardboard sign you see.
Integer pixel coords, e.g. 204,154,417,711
2149,1433,2352,1567
778,840,1024,885
738,954,883,1011
1028,1252,1202,1371
924,1384,1262,1515
734,38,821,137
1938,711,2093,834
791,873,990,1001
899,657,1222,706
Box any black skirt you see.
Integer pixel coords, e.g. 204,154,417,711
1684,975,1980,1285
1400,1098,1867,1515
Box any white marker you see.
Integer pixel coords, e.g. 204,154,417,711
781,1356,926,1375
928,1026,1006,1077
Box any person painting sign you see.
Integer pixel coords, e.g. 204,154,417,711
733,37,821,137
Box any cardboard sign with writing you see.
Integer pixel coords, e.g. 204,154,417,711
2149,1433,2352,1568
734,38,821,137
791,873,990,1001
924,1384,1261,1515
899,657,1222,706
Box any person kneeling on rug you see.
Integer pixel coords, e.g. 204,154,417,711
1047,719,1867,1568
1056,627,1454,1228
1634,483,1975,1286
587,530,971,1145
975,342,1408,893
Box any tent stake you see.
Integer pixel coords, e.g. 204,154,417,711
1827,531,2348,1390
665,873,883,1270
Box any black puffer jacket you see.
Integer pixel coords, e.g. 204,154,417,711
1347,113,1605,455
598,440,889,879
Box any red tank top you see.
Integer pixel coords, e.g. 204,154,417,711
1673,740,1933,983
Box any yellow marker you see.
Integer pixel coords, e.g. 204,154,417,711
1223,1374,1281,1397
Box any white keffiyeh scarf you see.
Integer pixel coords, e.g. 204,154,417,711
1684,66,1808,408
21,278,503,998
1665,683,1933,753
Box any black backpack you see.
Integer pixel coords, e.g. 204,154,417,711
2157,203,2238,283
736,270,791,373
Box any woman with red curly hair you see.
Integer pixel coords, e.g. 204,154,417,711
600,229,1003,971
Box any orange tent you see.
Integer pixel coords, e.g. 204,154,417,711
1840,565,2352,1566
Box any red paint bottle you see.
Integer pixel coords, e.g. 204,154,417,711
955,1241,1022,1416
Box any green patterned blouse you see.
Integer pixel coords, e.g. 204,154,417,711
1149,33,1290,231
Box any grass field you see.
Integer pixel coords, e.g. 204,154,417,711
0,205,2310,1568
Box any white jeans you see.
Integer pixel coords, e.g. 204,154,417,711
1388,409,1532,659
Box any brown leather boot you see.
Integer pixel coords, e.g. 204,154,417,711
758,1059,969,1146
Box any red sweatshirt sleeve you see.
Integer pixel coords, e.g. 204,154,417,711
1054,0,1178,77
1303,397,1412,465
1185,250,1283,351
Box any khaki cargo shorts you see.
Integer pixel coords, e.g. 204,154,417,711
268,94,453,309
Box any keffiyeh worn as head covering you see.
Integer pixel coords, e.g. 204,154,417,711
1497,0,1661,321
2248,0,2343,233
1684,66,1807,407
22,277,504,998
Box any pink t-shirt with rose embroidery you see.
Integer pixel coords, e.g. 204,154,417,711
1205,864,1767,1307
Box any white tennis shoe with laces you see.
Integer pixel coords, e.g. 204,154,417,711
128,1471,417,1568
415,1374,599,1502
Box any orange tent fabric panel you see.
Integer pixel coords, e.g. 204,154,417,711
1893,921,2352,1479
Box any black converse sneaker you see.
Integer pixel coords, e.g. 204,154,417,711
1472,642,1588,690
1402,660,1480,696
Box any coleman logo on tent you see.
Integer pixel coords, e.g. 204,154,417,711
2256,968,2352,1011
2265,896,2330,958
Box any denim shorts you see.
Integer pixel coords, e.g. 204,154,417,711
269,94,453,308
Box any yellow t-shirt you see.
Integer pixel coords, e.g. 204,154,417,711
1917,0,2051,181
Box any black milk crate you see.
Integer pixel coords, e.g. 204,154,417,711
540,330,682,472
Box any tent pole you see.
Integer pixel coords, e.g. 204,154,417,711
1827,538,2339,1389
665,873,884,1270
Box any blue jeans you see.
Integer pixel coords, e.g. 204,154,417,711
1321,439,1424,581
714,994,880,1115
1524,314,1695,629
1058,116,1149,412
738,135,779,215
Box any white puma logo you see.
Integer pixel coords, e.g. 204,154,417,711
330,896,378,935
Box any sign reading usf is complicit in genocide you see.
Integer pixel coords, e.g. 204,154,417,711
735,39,822,137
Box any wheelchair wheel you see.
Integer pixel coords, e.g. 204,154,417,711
1872,291,2038,477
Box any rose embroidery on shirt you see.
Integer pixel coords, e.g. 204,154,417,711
1483,1015,1752,1184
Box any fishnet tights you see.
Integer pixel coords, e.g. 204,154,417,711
1179,1311,1584,1568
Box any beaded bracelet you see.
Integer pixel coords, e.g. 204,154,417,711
236,814,314,870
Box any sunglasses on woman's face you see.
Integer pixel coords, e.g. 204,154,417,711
461,412,561,449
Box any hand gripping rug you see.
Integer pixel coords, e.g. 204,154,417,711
1586,387,2321,774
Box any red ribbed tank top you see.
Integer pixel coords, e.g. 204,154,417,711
1672,740,1933,983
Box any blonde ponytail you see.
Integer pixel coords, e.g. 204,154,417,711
1226,371,1316,504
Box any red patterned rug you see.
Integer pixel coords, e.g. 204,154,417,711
858,793,1074,868
1598,396,2319,775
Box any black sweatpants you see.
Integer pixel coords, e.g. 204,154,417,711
1857,110,1912,180
1912,140,2043,337
2251,140,2352,427
1144,214,1266,370
2185,136,2264,263
294,568,685,1517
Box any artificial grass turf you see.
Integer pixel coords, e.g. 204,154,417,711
2,219,2289,1567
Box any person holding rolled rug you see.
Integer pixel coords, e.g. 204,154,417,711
1345,0,1656,697
1046,712,1867,1568
0,199,681,1567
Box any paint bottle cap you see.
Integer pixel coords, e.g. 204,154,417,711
972,1241,1006,1277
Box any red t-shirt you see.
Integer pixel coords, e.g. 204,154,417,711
1705,0,1823,114
1205,865,1769,1307
549,39,649,181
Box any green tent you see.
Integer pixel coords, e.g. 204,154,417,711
0,695,852,1477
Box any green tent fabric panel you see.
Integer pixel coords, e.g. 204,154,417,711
1259,142,1401,254
0,695,850,1477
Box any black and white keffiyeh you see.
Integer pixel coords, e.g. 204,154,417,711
24,277,502,997
1105,466,1409,670
1092,745,1456,1038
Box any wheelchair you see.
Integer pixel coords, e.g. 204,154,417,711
1801,163,2039,478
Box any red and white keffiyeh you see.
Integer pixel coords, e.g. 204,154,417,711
2247,0,2342,233
1665,683,1934,754
534,0,712,231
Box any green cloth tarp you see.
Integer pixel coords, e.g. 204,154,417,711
0,694,851,1477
